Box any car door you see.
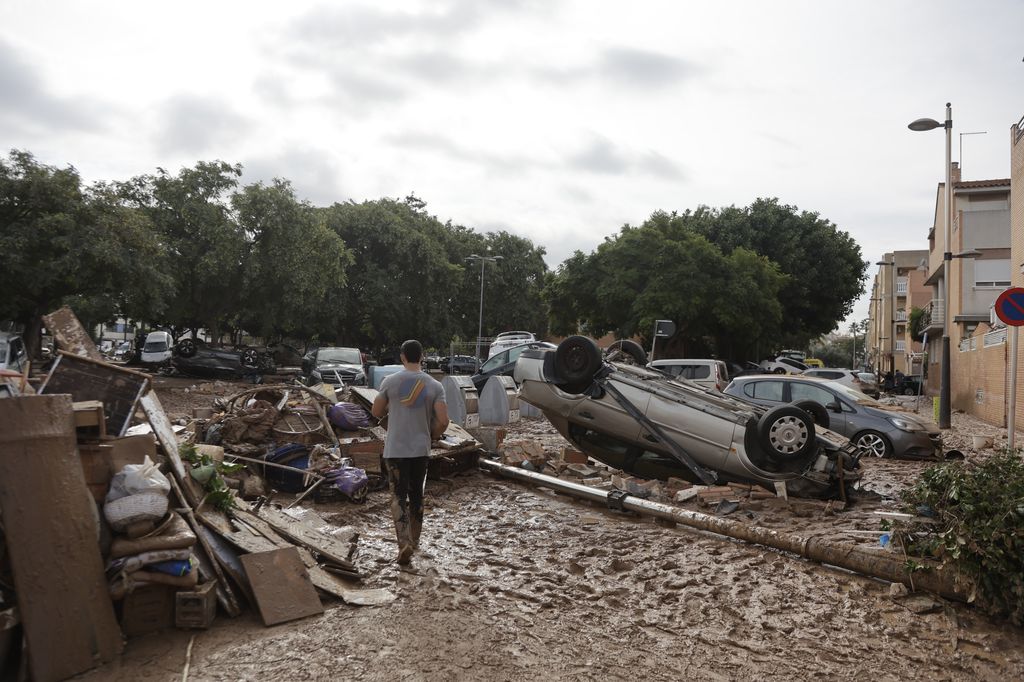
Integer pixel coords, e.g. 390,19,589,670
8,336,26,373
738,379,786,408
788,382,848,435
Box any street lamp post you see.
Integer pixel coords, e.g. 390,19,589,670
876,259,896,374
909,103,953,429
465,254,503,371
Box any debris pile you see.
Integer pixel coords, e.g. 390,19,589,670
0,307,480,679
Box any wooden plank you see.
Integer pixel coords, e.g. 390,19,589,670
42,305,104,362
255,507,357,570
0,395,122,681
140,389,188,484
40,353,149,437
240,548,324,626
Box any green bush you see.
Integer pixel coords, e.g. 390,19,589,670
896,451,1024,624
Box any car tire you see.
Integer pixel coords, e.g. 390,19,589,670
853,430,892,458
903,387,915,396
241,348,260,369
772,367,786,374
757,405,815,462
791,400,830,429
605,339,647,366
177,338,197,358
555,335,602,393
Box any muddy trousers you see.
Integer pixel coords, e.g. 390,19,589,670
385,456,428,550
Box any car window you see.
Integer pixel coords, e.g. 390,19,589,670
480,352,507,372
790,382,836,406
508,346,530,363
319,348,361,364
750,381,784,401
683,365,711,380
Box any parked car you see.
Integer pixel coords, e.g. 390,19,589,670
760,356,808,374
514,336,862,497
897,375,924,396
803,358,825,368
471,341,556,391
725,360,765,379
140,331,174,366
802,368,878,397
302,346,366,386
647,359,730,392
488,331,537,359
440,355,479,375
723,375,942,459
856,372,881,398
172,338,275,379
0,332,28,373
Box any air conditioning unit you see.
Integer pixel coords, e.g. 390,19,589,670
990,304,1006,329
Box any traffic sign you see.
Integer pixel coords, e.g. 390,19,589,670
995,287,1024,326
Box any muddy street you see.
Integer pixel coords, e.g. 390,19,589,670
88,423,1024,681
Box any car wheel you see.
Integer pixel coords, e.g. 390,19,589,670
757,405,815,462
605,339,647,366
791,400,830,429
854,430,892,458
555,335,602,393
241,348,260,368
903,387,915,396
177,338,197,357
772,367,786,374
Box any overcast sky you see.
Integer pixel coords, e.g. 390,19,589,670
3,0,1022,330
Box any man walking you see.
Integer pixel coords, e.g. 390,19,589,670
371,340,449,565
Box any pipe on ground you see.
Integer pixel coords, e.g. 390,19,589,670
480,459,965,602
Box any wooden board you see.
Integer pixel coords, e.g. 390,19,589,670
0,395,123,681
140,389,188,483
42,305,104,362
40,352,148,437
240,548,324,626
255,507,357,570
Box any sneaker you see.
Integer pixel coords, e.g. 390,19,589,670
397,545,414,565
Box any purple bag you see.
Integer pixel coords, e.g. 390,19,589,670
327,402,371,430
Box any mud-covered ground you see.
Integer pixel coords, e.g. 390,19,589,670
86,380,1024,681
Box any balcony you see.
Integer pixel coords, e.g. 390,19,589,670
895,309,907,322
921,299,945,332
896,277,909,296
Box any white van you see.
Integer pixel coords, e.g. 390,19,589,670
648,359,730,391
488,331,536,359
140,331,174,365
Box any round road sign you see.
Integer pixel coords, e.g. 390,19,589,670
994,287,1024,327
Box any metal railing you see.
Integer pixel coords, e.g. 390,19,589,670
895,310,908,322
983,328,1007,347
896,278,908,295
920,299,944,328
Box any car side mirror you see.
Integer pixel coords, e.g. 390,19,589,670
827,401,842,413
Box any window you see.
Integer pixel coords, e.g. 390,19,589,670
895,340,906,352
790,383,836,407
975,259,1011,288
679,365,711,380
745,381,784,401
479,351,508,372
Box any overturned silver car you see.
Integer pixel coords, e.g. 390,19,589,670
514,337,861,498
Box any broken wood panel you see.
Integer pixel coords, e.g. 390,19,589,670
42,305,103,361
140,389,188,483
197,526,254,606
40,352,148,437
255,507,357,570
0,395,123,681
240,548,324,626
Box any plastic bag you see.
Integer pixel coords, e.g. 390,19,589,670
328,402,371,430
106,455,171,502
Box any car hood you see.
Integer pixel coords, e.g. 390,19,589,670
317,362,362,372
861,404,938,432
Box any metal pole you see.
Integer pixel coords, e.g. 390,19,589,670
1010,326,1019,451
939,102,953,429
476,257,485,371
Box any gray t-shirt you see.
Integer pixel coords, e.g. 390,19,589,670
379,369,446,459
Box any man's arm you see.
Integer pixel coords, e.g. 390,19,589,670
430,400,450,441
371,393,389,421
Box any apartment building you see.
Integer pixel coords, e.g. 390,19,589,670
867,250,929,375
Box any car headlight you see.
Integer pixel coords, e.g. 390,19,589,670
888,417,923,432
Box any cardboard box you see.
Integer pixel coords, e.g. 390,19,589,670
176,581,217,629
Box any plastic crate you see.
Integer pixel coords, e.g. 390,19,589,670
175,580,216,629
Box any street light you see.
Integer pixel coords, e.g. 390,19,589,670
465,253,503,371
909,102,953,429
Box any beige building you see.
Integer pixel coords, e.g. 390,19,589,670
867,250,929,375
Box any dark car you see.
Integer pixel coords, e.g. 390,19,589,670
441,355,478,375
302,346,367,386
514,336,862,498
471,341,556,391
723,375,941,459
172,338,275,379
726,360,765,378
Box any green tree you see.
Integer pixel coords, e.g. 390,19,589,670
119,161,247,341
685,198,866,348
233,179,352,340
0,150,169,356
